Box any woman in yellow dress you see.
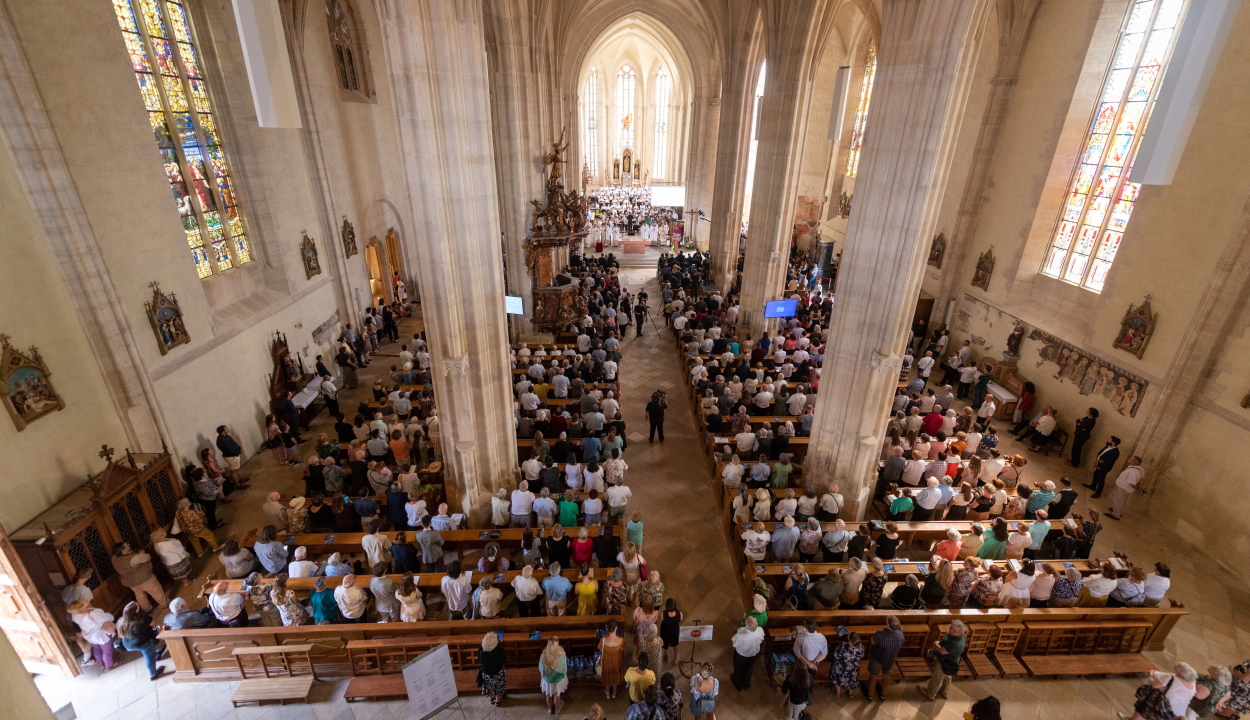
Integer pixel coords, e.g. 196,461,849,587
575,565,599,615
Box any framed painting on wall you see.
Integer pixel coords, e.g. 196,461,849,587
144,282,189,356
0,334,65,431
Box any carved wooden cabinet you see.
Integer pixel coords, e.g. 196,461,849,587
10,452,183,619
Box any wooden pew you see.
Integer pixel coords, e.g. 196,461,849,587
242,525,611,557
161,615,622,682
203,568,617,599
344,630,601,701
1017,619,1158,677
230,645,316,707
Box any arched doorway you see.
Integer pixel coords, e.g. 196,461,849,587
384,228,406,300
364,239,386,305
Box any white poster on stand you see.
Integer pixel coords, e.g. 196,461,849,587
403,643,459,720
679,625,715,643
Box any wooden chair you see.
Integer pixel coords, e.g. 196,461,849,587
230,645,317,707
991,622,1027,677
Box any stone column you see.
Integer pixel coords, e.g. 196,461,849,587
930,0,1042,328
485,0,554,342
0,1,171,455
736,0,829,338
377,0,518,520
707,29,762,291
684,95,721,251
803,0,988,514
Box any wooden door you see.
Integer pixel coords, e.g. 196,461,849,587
0,524,79,676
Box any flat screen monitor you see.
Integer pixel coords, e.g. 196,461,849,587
764,299,798,319
505,296,525,315
650,185,686,207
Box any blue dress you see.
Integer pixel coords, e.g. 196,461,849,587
829,642,864,688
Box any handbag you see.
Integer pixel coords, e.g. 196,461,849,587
691,696,716,715
639,562,649,581
1134,676,1173,719
266,436,282,449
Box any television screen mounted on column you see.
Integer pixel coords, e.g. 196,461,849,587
764,299,797,318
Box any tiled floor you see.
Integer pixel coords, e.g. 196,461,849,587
33,262,1250,720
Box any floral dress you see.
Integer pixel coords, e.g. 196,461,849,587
268,423,287,463
947,568,978,608
272,588,309,626
246,581,281,626
859,573,888,609
829,641,865,688
602,580,627,615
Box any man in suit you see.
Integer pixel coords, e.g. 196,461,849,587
1084,435,1121,498
1070,407,1099,467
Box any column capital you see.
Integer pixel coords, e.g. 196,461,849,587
442,356,470,377
871,352,904,374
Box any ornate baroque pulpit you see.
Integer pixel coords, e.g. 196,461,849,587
526,131,589,334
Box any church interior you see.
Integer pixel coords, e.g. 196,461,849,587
2,0,1250,719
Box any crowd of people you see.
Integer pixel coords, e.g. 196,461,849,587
585,186,681,253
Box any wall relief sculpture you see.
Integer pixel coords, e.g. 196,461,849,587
301,231,322,279
0,334,65,431
341,215,358,259
928,232,946,269
1112,296,1157,359
971,246,995,290
144,281,189,356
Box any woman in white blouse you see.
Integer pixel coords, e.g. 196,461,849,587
721,456,746,488
901,450,927,487
1080,563,1118,606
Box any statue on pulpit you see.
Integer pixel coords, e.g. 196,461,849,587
544,131,569,194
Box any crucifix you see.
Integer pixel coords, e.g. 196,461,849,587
98,444,116,463
684,208,700,249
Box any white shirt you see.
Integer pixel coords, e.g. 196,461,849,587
362,533,393,566
796,629,829,663
406,500,428,526
1035,415,1057,436
603,361,618,379
741,530,770,560
787,394,807,415
441,574,471,612
978,400,997,419
511,574,543,602
1115,465,1144,492
1144,573,1170,601
606,484,633,508
917,356,935,377
980,457,1005,482
153,538,188,566
209,592,246,621
511,489,536,515
521,458,543,482
520,392,540,411
964,432,983,454
732,626,766,657
72,608,115,645
288,560,319,578
533,497,558,519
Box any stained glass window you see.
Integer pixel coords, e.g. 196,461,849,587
653,68,670,179
585,69,599,177
1042,0,1186,292
327,0,365,94
617,64,635,154
112,0,251,278
845,42,876,177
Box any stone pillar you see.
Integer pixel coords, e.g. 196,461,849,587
736,0,829,338
707,53,759,291
685,95,721,251
485,0,553,342
0,1,171,456
930,0,1042,329
377,0,518,520
803,0,988,515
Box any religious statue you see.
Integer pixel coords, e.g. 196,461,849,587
612,158,620,182
971,246,995,290
1005,322,1025,357
543,130,569,194
838,190,852,218
622,149,632,177
301,231,322,279
928,232,946,269
341,215,358,258
1112,296,1157,359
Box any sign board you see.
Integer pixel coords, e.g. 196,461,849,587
679,624,715,643
403,643,459,720
505,295,524,315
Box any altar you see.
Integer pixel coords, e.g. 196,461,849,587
622,238,647,255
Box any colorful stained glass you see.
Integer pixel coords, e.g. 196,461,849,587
233,234,251,263
138,0,167,37
122,33,150,72
1041,0,1183,290
114,0,140,31
188,79,209,111
1092,166,1122,197
1081,134,1107,164
1092,103,1119,134
165,1,192,42
114,0,252,276
845,43,877,177
1085,197,1110,226
1074,164,1097,195
1128,65,1160,101
177,42,200,77
149,112,173,147
163,76,188,111
1063,192,1087,222
135,73,161,110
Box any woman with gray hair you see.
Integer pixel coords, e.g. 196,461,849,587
1049,565,1083,607
1121,662,1202,720
797,518,823,562
490,488,511,529
1189,665,1232,718
889,574,922,610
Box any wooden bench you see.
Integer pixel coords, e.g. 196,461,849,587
1016,619,1156,677
1020,653,1154,677
230,645,316,707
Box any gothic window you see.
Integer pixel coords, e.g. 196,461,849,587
845,42,876,177
617,64,636,153
653,67,670,178
1042,0,1186,292
112,0,251,279
327,0,367,95
585,68,599,177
